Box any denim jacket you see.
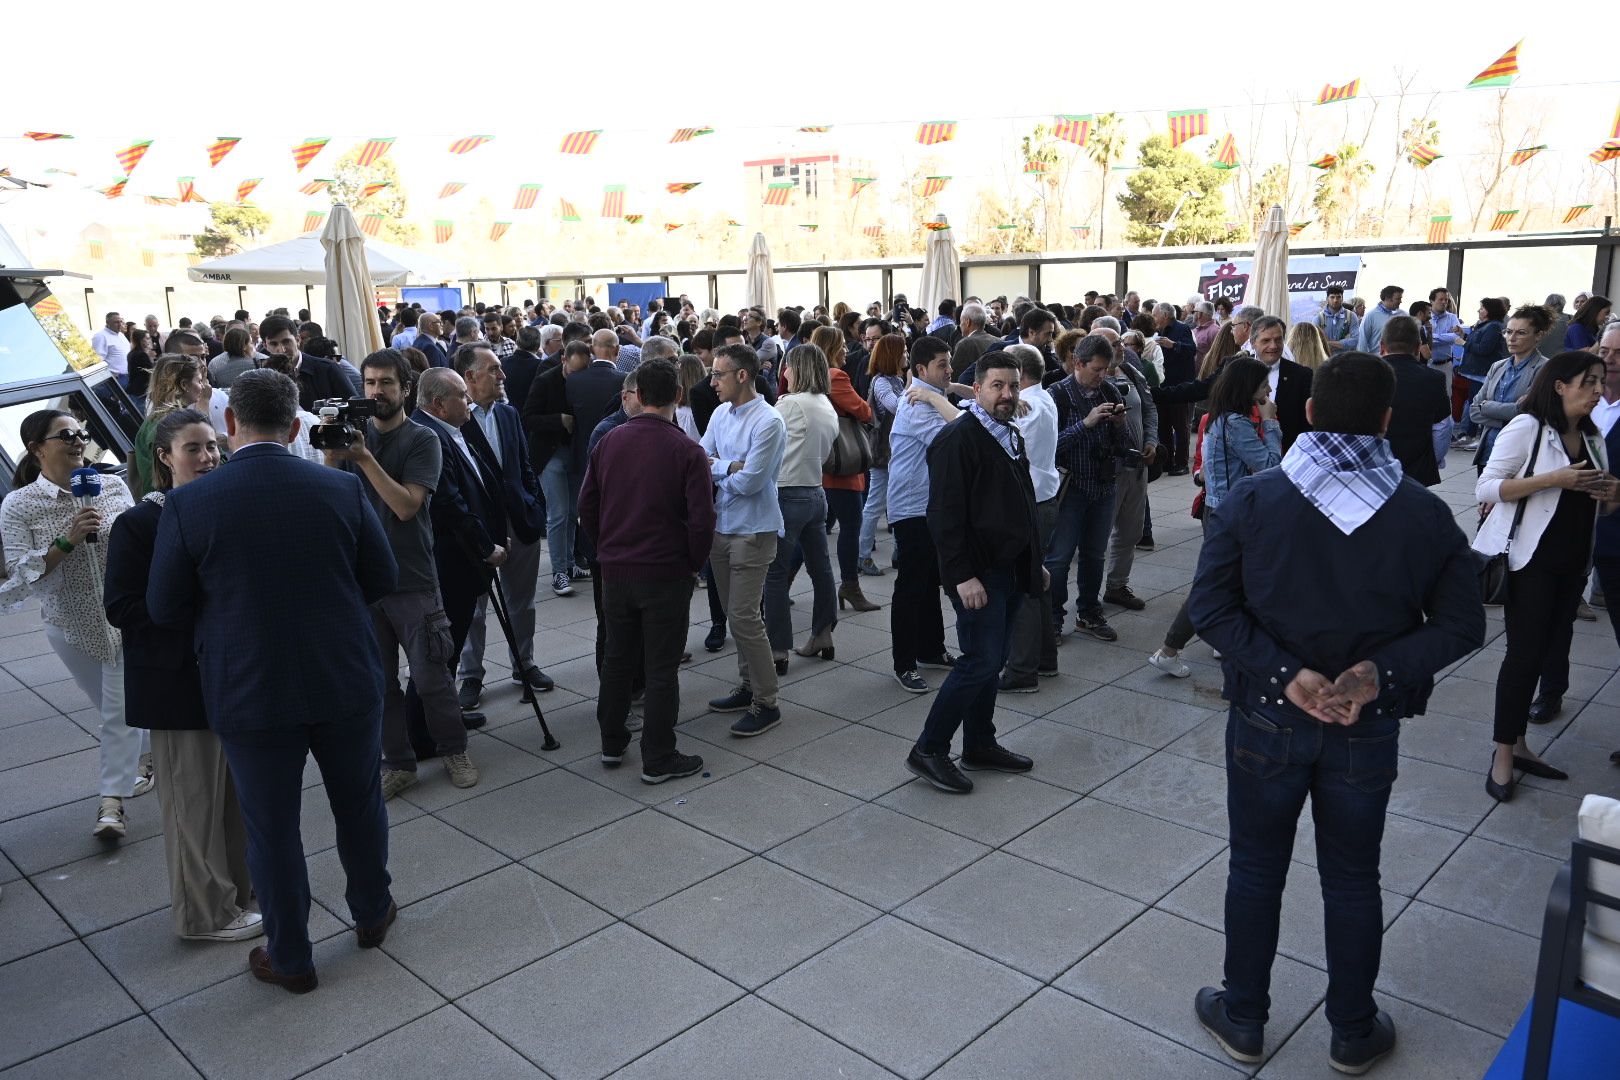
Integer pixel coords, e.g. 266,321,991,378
1202,412,1283,510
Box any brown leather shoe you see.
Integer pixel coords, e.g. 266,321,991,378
356,900,397,949
249,945,318,994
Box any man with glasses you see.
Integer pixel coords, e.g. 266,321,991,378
700,344,787,736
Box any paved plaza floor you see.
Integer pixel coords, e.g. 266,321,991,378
2,465,1619,1079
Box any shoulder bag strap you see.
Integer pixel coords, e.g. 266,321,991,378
1504,422,1544,551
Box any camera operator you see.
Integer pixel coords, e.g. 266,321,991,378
321,349,479,799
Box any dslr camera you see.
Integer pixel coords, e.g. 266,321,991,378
308,397,377,451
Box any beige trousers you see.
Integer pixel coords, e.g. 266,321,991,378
151,728,253,937
710,531,780,707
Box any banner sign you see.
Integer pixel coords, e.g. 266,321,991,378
1197,254,1363,325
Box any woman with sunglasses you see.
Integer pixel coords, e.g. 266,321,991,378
0,411,141,838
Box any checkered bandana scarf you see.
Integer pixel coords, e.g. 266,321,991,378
1280,431,1403,535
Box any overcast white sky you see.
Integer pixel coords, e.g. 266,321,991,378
6,0,1619,242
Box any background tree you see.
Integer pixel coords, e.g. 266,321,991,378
1118,135,1239,246
1019,124,1064,251
1312,143,1376,237
1086,113,1128,247
193,202,271,257
328,150,419,245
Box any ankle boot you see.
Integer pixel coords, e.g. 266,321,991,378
839,581,880,612
794,629,836,660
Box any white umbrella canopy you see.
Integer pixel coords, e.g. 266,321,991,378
187,231,462,286
1249,205,1290,322
744,232,776,314
321,204,385,368
918,215,960,317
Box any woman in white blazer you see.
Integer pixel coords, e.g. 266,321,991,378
1474,351,1620,801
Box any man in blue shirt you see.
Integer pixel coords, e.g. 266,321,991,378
886,336,964,693
1314,285,1360,355
699,343,788,736
1356,285,1404,353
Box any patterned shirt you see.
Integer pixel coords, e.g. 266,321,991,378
490,336,518,361
0,472,133,664
1050,375,1123,499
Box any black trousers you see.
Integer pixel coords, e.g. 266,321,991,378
1159,402,1191,471
598,576,694,766
1494,554,1584,745
593,570,645,691
1598,556,1620,652
891,517,946,673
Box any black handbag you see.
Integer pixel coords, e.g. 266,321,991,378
1478,423,1542,604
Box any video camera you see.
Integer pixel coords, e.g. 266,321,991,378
308,397,377,451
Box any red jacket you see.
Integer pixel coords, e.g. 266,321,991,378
822,366,874,492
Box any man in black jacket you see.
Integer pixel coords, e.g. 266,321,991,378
1185,352,1483,1075
1376,316,1450,486
260,315,351,412
904,352,1042,794
1250,315,1313,450
1153,302,1199,474
501,325,544,415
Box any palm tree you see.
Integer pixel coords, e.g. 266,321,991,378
1087,112,1127,248
1313,143,1376,238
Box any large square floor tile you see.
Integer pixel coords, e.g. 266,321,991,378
1007,798,1226,903
302,1005,545,1078
525,808,748,916
657,765,858,852
0,941,140,1070
769,803,989,910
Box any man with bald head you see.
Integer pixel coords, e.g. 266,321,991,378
414,312,449,368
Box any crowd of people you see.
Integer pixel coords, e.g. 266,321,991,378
9,275,1619,1073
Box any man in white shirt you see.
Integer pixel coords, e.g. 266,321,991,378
1000,345,1061,692
91,312,131,383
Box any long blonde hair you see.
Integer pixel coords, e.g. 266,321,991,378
1198,323,1240,379
1287,321,1329,370
146,355,205,419
809,325,846,371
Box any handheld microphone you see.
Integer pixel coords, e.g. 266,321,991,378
69,467,102,543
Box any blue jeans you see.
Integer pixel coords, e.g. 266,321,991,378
539,452,574,575
916,567,1022,755
1222,704,1398,1040
1045,486,1116,625
858,467,889,559
765,487,838,650
218,709,393,976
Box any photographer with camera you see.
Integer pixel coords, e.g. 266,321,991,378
320,349,479,799
1046,333,1131,643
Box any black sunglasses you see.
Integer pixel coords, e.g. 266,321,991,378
46,430,91,444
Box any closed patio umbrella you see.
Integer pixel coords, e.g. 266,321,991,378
321,203,385,369
1249,204,1290,322
918,214,960,318
745,232,776,315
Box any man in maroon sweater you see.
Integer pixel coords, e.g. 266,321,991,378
578,358,717,782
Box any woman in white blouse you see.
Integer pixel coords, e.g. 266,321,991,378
1,410,142,838
764,344,841,672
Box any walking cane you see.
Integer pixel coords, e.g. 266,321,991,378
485,573,560,751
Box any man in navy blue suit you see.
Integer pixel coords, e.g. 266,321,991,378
147,369,399,994
412,312,450,369
451,344,554,708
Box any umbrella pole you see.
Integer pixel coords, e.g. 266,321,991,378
486,573,559,751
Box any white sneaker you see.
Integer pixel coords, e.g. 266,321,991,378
132,753,156,798
1149,649,1192,679
93,796,126,839
183,910,264,942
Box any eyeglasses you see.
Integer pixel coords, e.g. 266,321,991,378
710,367,737,381
46,430,91,444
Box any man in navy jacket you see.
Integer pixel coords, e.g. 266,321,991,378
147,369,399,993
1185,352,1483,1073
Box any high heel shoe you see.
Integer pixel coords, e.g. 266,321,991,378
1485,753,1516,803
773,652,790,676
1512,755,1569,781
794,630,835,661
839,581,880,612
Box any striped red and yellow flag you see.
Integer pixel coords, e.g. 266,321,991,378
669,127,714,143
33,295,64,316
434,220,453,244
1564,204,1595,224
920,175,950,197
361,214,384,237
623,215,644,224
1468,42,1521,89
1509,145,1547,166
177,176,207,203
726,219,742,226
1408,144,1442,169
1489,209,1520,232
916,121,957,145
559,130,601,155
489,221,511,242
235,178,262,203
23,132,71,141
559,199,580,222
849,177,876,197
665,223,685,232
88,241,105,260
798,224,819,232
1053,114,1092,146
206,137,240,167
291,137,329,171
666,182,701,194
1167,109,1208,149
1612,105,1620,140
1428,215,1452,244
1316,79,1360,106
862,225,882,238
1212,133,1240,170
798,126,831,133
1308,153,1338,170
447,135,492,155
115,140,153,174
764,182,794,206
924,222,951,232
303,210,327,233
144,196,178,206
1070,225,1092,238
361,182,390,200
601,185,626,218
439,182,466,199
1288,222,1309,238
355,138,394,167
514,183,542,210
141,249,155,268
299,179,332,195
1592,140,1620,164
102,178,128,199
